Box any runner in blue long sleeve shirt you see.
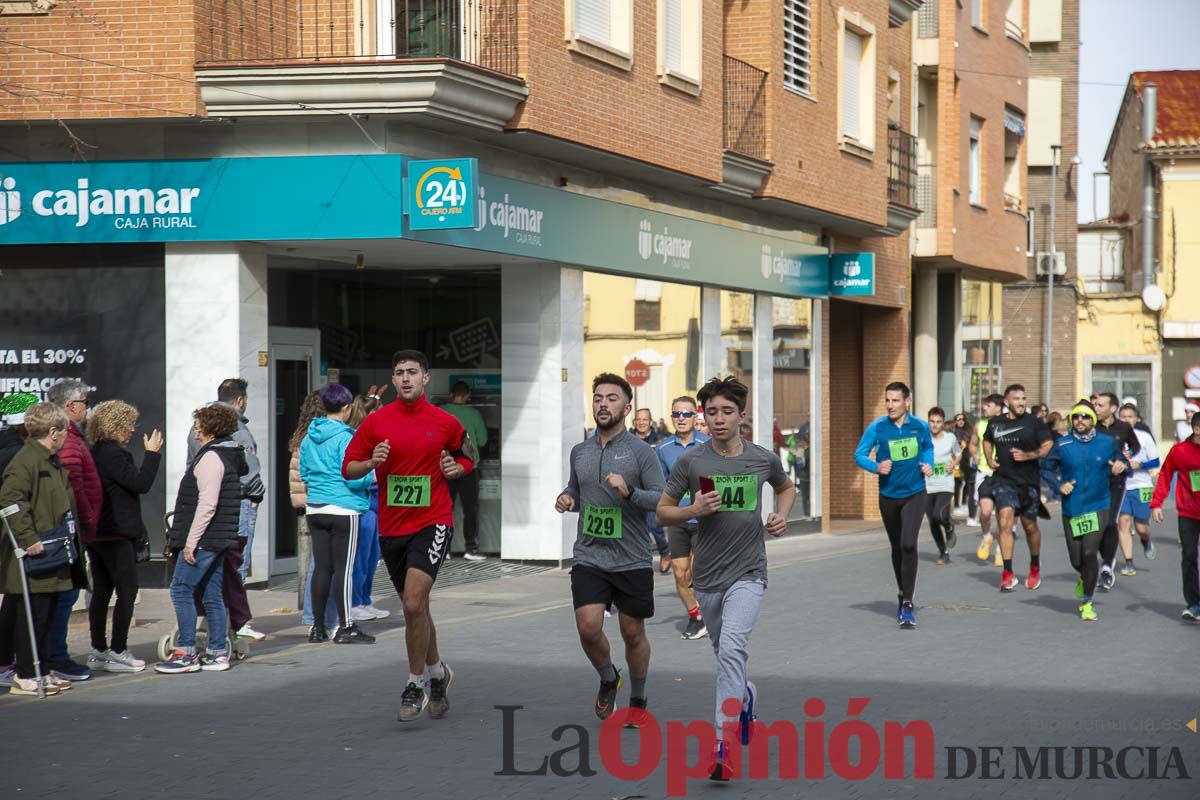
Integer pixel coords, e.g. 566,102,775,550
853,382,934,628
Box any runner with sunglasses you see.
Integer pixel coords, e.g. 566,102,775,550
1041,401,1128,621
656,396,710,640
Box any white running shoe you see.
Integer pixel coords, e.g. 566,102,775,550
351,606,377,622
463,551,487,561
365,604,391,619
9,676,61,696
104,650,146,673
236,624,266,641
86,649,109,670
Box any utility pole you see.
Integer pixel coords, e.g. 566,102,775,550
1044,144,1060,409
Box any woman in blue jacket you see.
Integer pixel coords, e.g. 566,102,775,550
299,384,375,644
1041,401,1128,622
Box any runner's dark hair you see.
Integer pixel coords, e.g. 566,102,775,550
1097,391,1120,407
698,376,749,412
1004,383,1025,396
592,373,633,403
984,393,1005,408
928,407,946,419
884,381,910,399
392,349,429,371
1119,402,1139,417
672,395,697,409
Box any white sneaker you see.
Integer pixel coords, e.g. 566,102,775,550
463,551,487,561
104,650,146,673
966,518,981,527
86,649,109,670
365,605,391,620
0,665,15,687
10,676,61,696
236,624,266,641
351,606,376,622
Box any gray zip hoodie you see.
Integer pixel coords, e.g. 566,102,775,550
562,428,665,572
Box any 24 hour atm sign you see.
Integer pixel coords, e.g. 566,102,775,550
404,158,478,231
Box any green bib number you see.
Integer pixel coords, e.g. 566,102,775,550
583,504,622,539
932,462,949,477
713,475,759,512
1069,512,1100,538
888,436,919,461
1190,471,1200,492
1138,487,1153,504
387,475,431,507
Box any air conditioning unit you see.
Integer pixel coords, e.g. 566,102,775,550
1036,251,1066,277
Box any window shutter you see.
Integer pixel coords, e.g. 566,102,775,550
665,0,682,73
783,0,811,94
841,30,862,140
575,0,611,44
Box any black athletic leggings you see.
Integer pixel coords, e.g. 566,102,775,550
880,490,926,603
0,591,58,679
925,492,953,554
1099,482,1124,568
1180,516,1200,609
88,539,139,653
307,513,359,630
1063,509,1107,598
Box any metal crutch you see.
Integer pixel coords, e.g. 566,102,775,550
1,503,46,699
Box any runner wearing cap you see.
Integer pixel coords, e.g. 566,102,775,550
1041,401,1128,621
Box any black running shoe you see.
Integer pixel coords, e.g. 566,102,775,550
594,667,622,720
682,617,708,640
428,662,454,719
308,625,328,644
625,696,649,729
333,624,375,644
946,525,958,551
398,682,428,722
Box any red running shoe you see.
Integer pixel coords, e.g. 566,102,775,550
1025,565,1042,590
999,570,1019,592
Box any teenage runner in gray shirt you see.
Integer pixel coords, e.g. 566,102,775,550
556,373,665,726
658,376,794,781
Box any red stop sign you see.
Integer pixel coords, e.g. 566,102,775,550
625,359,650,387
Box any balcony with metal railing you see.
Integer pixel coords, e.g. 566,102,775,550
195,0,527,129
719,55,772,196
884,124,920,233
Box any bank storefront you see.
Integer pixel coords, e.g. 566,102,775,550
1,153,858,576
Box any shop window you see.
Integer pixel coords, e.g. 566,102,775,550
784,0,812,96
634,300,662,331
968,115,983,205
658,0,702,93
567,0,633,69
772,297,814,521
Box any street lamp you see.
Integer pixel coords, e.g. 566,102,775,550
1044,144,1061,410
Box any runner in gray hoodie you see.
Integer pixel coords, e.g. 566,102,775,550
556,373,665,726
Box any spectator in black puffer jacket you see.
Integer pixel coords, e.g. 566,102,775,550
86,400,162,675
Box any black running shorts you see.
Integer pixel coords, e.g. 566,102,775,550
570,564,655,619
991,482,1041,521
380,524,454,595
666,524,699,560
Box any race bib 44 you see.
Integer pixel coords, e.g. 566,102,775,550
888,436,919,461
388,475,431,507
713,475,759,512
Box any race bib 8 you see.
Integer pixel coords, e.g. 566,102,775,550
387,475,431,507
932,462,949,477
1138,487,1153,504
888,436,919,461
713,475,759,512
582,504,622,539
1069,512,1100,538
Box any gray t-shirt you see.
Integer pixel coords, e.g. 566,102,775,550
562,429,666,572
664,440,791,593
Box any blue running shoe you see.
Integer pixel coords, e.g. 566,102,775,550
899,603,917,629
739,681,757,745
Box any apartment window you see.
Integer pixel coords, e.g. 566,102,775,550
1003,107,1023,211
838,11,876,152
1092,364,1151,417
1078,230,1126,293
658,0,702,92
634,300,662,331
784,0,812,95
971,0,985,30
567,0,634,69
968,116,983,205
887,71,901,125
1004,0,1023,39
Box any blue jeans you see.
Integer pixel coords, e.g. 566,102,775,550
301,555,339,628
47,587,80,665
169,549,227,654
352,506,380,607
238,500,258,580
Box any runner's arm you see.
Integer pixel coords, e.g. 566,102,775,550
919,426,936,469
1149,448,1176,510
627,446,666,512
560,450,581,505
853,422,880,473
342,418,378,480
1040,441,1065,494
446,420,475,477
656,460,693,526
767,455,796,521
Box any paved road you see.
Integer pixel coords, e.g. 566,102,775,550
3,505,1198,800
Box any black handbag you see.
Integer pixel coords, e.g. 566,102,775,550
23,514,79,577
134,533,152,563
